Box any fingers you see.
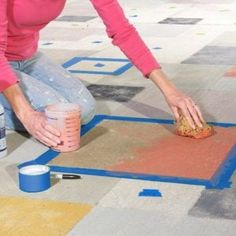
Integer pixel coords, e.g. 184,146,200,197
36,130,61,146
178,98,203,129
186,100,203,128
44,124,61,137
171,107,180,121
179,104,196,129
166,90,204,129
36,130,59,147
23,111,63,148
194,104,205,123
188,99,205,125
36,124,61,147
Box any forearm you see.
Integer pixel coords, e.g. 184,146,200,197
2,83,34,121
3,83,61,146
148,69,178,96
90,0,160,77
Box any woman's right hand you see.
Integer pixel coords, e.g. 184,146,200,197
21,110,61,147
3,84,61,147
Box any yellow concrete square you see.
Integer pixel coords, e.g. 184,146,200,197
0,196,92,236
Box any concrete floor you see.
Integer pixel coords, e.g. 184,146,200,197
1,0,236,235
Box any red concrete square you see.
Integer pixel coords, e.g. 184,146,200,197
49,120,236,181
108,126,236,180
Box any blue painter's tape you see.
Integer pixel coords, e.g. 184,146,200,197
47,165,210,187
67,57,131,62
113,63,133,76
207,121,236,128
67,70,118,75
94,63,105,68
206,144,236,189
92,114,236,127
99,115,174,124
62,57,81,68
81,115,105,136
19,165,50,193
18,149,59,169
17,115,104,170
139,189,162,197
62,57,133,76
18,115,236,190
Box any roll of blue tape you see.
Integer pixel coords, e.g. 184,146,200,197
19,165,51,193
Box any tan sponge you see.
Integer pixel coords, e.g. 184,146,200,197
175,115,214,139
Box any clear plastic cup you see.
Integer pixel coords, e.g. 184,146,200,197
45,103,81,152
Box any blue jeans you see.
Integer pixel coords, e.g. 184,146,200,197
0,52,96,131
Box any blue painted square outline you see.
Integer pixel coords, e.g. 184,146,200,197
62,57,133,75
18,115,236,190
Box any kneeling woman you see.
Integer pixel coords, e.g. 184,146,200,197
0,0,203,148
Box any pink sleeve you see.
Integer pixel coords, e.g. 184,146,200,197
0,0,18,92
90,0,161,77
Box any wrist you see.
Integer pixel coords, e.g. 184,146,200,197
149,69,177,95
3,84,35,122
16,105,35,123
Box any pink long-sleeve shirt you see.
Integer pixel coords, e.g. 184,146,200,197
0,0,160,92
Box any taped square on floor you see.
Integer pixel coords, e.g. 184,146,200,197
20,115,236,189
62,57,133,75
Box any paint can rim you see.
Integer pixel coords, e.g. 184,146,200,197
19,165,51,193
19,164,50,176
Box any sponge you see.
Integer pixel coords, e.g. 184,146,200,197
175,115,214,139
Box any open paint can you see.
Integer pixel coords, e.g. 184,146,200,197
19,165,51,192
45,103,81,152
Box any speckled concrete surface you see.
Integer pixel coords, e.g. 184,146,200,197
1,0,236,235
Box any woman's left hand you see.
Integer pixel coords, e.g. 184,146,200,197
149,69,204,129
164,88,204,129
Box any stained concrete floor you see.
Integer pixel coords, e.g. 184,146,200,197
1,0,236,235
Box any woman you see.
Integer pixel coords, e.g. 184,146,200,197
0,0,203,148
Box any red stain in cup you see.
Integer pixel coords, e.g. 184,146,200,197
45,103,81,152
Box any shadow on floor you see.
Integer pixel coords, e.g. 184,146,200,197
6,131,30,156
